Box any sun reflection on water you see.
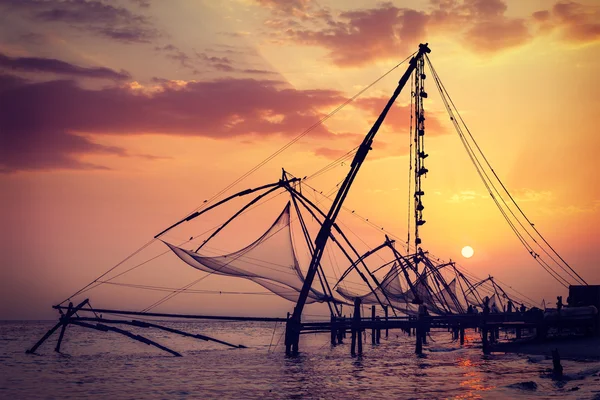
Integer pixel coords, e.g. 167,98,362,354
453,357,496,399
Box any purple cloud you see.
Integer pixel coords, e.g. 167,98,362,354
0,72,349,172
0,52,131,80
0,0,160,43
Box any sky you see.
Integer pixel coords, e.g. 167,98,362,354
0,0,599,320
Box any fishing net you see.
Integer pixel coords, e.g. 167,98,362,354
164,203,326,303
336,264,466,315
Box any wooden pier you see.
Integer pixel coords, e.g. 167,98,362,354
25,298,598,357
295,301,599,356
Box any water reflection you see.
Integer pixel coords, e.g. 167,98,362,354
3,322,599,399
454,357,495,399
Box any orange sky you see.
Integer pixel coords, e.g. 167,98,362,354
1,0,599,319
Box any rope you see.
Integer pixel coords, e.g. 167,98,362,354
425,54,583,287
428,56,585,285
180,52,417,219
267,321,278,353
62,53,416,305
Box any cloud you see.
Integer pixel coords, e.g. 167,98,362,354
512,189,554,203
155,44,197,72
0,52,131,80
0,73,350,172
241,68,278,75
463,18,530,53
257,0,539,67
254,0,317,18
0,0,160,43
0,75,126,172
447,190,488,203
313,147,350,160
286,4,428,67
531,1,600,44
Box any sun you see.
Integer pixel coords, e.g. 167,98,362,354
461,246,474,258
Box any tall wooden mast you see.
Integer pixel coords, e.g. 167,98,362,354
286,43,432,355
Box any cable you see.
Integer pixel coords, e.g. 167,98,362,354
425,55,576,288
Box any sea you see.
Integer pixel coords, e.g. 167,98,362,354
1,320,600,399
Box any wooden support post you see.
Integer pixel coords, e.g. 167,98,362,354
55,302,73,353
351,326,357,356
26,299,89,354
482,326,489,354
55,322,68,353
371,306,376,345
375,316,381,344
330,315,336,346
552,348,563,380
459,326,465,346
415,317,423,355
351,298,362,356
336,315,344,344
285,312,299,356
516,327,522,339
356,298,363,355
384,306,389,338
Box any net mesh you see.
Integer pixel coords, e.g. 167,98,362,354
164,203,326,303
336,264,465,315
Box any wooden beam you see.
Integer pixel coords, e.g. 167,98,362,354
52,306,286,322
70,320,181,357
26,299,89,354
74,317,246,349
54,302,73,353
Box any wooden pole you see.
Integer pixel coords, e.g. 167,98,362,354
26,299,89,354
356,298,363,355
285,312,292,356
459,325,465,346
482,326,489,354
53,305,286,322
384,305,389,338
75,317,246,349
54,302,73,353
415,316,423,355
371,306,376,345
330,315,336,346
351,298,361,356
351,326,357,356
70,321,182,357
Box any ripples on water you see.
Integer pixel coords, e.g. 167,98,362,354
1,321,599,399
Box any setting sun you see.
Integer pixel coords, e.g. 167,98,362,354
461,246,474,258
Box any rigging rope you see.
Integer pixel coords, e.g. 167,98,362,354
425,54,585,287
64,52,558,316
169,52,418,227
64,54,416,305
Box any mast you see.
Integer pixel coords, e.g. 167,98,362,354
413,53,428,270
286,43,431,355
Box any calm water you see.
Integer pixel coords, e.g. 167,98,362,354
1,320,600,399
